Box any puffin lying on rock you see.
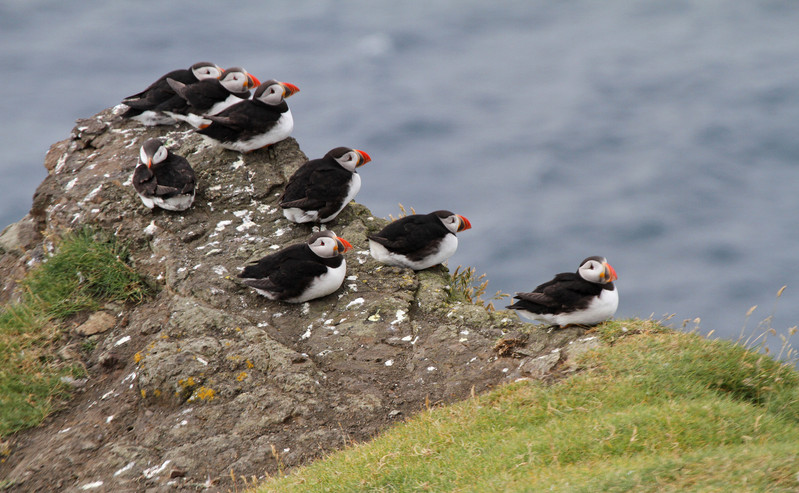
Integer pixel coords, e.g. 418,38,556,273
197,79,299,152
507,256,618,327
238,231,352,303
280,147,372,224
121,62,224,126
368,210,471,270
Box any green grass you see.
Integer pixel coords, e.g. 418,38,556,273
255,320,799,492
0,227,150,436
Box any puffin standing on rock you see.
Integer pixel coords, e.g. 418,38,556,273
132,139,197,211
121,62,224,126
165,67,261,128
280,147,372,224
506,256,619,327
368,210,472,270
196,79,299,152
238,231,352,303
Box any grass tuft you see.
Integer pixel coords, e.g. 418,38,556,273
449,265,508,311
0,227,151,436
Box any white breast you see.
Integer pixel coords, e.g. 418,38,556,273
517,286,619,327
152,190,196,211
284,260,347,303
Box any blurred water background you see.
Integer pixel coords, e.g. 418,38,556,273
2,1,799,355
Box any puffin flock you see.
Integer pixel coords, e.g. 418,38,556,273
123,61,619,328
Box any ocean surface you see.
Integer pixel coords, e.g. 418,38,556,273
3,1,799,355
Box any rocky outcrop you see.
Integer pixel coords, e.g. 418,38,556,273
0,107,593,491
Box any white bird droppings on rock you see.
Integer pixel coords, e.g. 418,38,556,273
81,184,103,204
80,481,104,490
143,460,171,479
390,310,407,325
427,366,436,372
214,220,233,232
54,153,68,174
143,221,158,236
65,177,79,191
345,297,365,309
113,461,136,477
237,215,256,232
385,359,394,366
114,335,131,346
300,327,312,340
212,265,229,276
106,415,114,423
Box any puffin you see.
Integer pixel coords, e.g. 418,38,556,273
280,147,372,224
165,67,261,128
121,62,224,126
132,139,197,211
506,256,619,327
196,79,299,152
368,210,472,270
238,231,352,303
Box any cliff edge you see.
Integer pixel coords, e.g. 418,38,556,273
0,107,595,491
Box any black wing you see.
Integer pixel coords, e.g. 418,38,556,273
132,166,156,197
368,215,447,255
508,273,603,314
280,162,352,214
152,155,196,197
239,244,330,299
169,78,231,113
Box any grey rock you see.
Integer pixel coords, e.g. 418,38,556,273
75,312,116,336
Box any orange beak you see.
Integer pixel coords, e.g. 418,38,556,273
147,158,152,169
355,149,372,167
457,215,471,232
335,237,353,253
281,82,300,98
247,74,261,88
604,262,618,282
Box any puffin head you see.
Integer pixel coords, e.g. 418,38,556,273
190,62,224,81
139,138,168,169
327,147,372,172
254,80,300,105
220,67,261,93
307,230,353,258
578,256,618,284
434,210,472,234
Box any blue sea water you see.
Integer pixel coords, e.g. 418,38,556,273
2,1,799,354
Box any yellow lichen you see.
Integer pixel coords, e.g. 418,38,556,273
178,377,197,388
140,389,147,398
193,386,216,401
246,359,254,369
134,352,142,364
153,389,161,397
236,371,248,382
